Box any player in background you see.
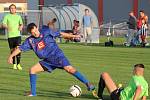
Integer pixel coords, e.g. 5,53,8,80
66,20,81,42
7,23,97,97
47,18,57,31
97,64,148,100
140,19,148,47
137,10,148,31
72,20,81,42
2,4,23,70
126,11,137,46
82,9,93,43
137,10,149,46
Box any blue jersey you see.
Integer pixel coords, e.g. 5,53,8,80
19,25,63,59
83,15,92,27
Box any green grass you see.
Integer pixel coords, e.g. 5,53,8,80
0,39,150,100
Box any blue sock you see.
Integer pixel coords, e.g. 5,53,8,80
73,71,89,84
30,74,36,96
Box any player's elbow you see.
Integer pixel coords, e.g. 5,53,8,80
16,47,22,53
101,72,109,77
136,86,142,94
2,24,7,28
60,32,65,37
142,96,147,100
137,86,142,91
133,86,142,100
61,32,71,39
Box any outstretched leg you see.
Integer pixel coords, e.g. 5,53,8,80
98,72,117,99
64,66,96,91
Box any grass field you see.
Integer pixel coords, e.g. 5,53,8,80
0,39,150,100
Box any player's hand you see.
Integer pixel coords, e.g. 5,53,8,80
7,56,13,64
0,24,2,29
74,35,81,38
18,25,23,31
1,24,8,29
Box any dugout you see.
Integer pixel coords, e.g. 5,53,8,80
40,3,100,43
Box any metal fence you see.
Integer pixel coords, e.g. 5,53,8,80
0,10,150,44
100,21,150,37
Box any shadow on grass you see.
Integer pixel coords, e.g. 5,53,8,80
0,85,111,100
80,94,111,100
0,88,23,96
37,89,111,100
37,90,71,99
59,42,150,48
37,90,95,99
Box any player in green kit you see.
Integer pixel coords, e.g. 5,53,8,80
2,4,23,70
97,64,148,100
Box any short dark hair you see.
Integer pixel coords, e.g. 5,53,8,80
134,64,145,68
27,23,37,33
85,9,89,12
9,4,16,10
52,18,57,23
129,11,134,13
139,10,144,13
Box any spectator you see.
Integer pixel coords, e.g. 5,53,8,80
65,20,81,43
82,9,93,43
137,10,149,46
126,11,137,46
47,18,57,31
137,10,148,30
73,20,80,35
140,19,148,47
72,20,81,42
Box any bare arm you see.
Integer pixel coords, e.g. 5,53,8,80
0,23,2,28
7,47,21,64
60,32,80,39
1,23,7,29
133,86,142,100
142,96,146,100
90,16,93,28
145,16,148,24
18,24,23,31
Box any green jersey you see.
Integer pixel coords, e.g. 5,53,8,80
2,13,23,38
120,75,148,100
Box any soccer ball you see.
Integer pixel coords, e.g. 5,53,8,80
69,85,82,97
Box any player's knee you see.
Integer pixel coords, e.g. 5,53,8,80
101,72,109,79
10,48,15,53
16,54,21,58
29,67,36,74
64,66,76,74
69,68,76,74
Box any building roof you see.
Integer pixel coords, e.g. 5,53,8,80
0,0,27,3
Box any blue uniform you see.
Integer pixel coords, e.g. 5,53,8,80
19,25,70,72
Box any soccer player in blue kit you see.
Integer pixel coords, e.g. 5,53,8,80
7,23,96,97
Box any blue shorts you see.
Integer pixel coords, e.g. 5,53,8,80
39,56,70,72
